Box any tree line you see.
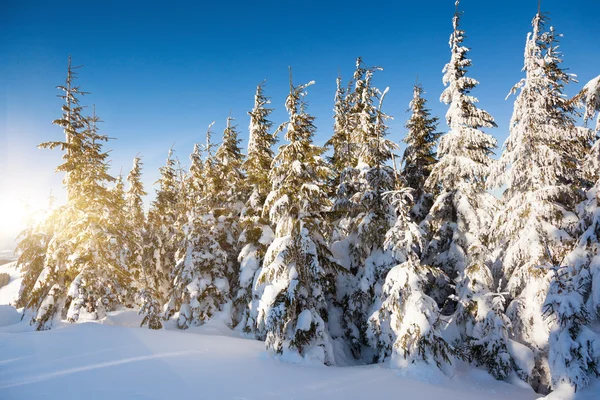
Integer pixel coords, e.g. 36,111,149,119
14,2,600,395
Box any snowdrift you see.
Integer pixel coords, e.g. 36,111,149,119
0,261,597,400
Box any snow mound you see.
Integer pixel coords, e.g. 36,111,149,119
0,321,543,400
0,305,21,328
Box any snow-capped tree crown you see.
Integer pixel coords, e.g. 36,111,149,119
402,83,441,198
265,77,332,233
493,13,588,195
245,82,276,205
430,2,497,193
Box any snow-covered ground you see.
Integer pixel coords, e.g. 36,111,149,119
0,261,598,400
0,249,17,264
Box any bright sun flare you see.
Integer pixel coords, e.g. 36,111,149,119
0,196,35,237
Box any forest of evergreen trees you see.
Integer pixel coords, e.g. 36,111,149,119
13,2,600,396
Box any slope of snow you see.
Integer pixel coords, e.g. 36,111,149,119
0,267,597,400
0,317,539,400
0,261,21,306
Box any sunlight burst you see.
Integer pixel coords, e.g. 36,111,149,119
0,196,36,238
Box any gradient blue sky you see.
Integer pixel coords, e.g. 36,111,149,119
1,0,599,248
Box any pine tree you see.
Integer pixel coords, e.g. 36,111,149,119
236,82,276,336
332,58,398,359
256,73,339,364
541,77,600,390
401,83,441,221
214,116,247,214
147,149,182,305
576,75,600,181
543,265,599,391
186,144,205,212
16,57,87,324
167,211,230,329
490,11,591,392
213,116,248,304
111,172,135,306
578,75,600,135
123,157,161,329
453,260,514,380
420,1,511,379
125,157,147,283
50,55,88,201
367,188,453,371
325,74,353,192
165,124,232,328
26,69,130,329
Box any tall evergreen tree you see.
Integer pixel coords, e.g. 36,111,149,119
326,75,353,192
541,75,600,391
401,83,441,221
124,157,161,329
576,75,600,181
490,11,591,392
236,82,276,336
208,116,248,322
165,124,232,328
332,58,398,358
111,172,134,305
24,68,130,329
543,264,599,391
421,1,510,379
367,188,453,372
256,74,339,364
147,149,183,304
125,157,147,285
167,208,230,329
214,116,247,214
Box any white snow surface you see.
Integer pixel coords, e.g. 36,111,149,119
0,261,21,306
0,261,598,399
0,318,539,400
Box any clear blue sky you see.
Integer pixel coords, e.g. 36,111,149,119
1,0,599,248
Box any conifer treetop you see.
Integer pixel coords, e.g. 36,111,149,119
429,1,497,193
492,11,585,195
402,83,440,197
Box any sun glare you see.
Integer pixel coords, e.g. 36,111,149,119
0,196,36,237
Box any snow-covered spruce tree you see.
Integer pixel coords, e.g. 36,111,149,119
17,57,85,327
146,149,183,304
421,2,512,379
453,257,513,380
165,123,232,328
325,74,353,193
125,157,147,285
332,58,398,359
124,157,161,329
540,79,600,390
422,0,497,309
213,116,248,299
111,172,135,306
186,143,205,213
578,75,600,134
576,75,600,180
256,75,339,364
236,82,277,336
490,12,592,392
543,264,599,392
167,208,229,329
401,83,441,221
367,188,453,372
213,116,247,214
30,96,130,329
